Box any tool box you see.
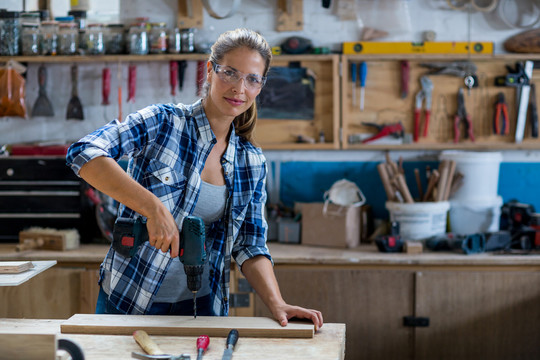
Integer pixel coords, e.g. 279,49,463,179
342,41,494,55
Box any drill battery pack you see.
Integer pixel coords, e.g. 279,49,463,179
112,218,148,257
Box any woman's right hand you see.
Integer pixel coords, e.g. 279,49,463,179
146,204,180,257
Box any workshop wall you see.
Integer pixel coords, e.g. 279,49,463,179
2,0,539,217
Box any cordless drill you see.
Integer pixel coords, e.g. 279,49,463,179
179,215,207,318
112,215,207,317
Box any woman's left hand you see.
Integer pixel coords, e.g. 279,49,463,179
271,303,324,332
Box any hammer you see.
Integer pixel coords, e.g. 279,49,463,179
132,330,191,360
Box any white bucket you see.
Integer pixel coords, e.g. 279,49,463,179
449,196,503,235
439,151,502,202
386,201,450,241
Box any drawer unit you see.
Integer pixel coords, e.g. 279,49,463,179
0,157,84,241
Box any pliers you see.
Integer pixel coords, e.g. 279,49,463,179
454,88,475,143
493,92,509,135
361,122,404,144
414,76,433,142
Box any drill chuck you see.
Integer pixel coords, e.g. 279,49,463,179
184,264,205,293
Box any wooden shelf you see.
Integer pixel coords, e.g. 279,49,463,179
345,141,540,151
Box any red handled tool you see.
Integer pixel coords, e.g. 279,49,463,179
127,64,137,103
414,76,433,142
361,122,404,144
196,335,209,360
169,61,178,102
493,92,509,135
454,88,475,143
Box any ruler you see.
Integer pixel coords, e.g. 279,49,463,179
342,41,493,55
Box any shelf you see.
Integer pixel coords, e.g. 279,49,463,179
344,141,540,151
0,53,339,64
341,53,540,61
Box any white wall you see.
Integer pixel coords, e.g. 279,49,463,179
0,0,536,151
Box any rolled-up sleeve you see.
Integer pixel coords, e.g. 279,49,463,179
66,107,157,176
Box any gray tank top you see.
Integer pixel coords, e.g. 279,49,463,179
153,180,228,302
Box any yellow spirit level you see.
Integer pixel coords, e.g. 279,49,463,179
342,41,493,55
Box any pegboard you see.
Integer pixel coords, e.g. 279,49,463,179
342,55,540,149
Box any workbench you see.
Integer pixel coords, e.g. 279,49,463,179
0,318,345,360
1,242,540,360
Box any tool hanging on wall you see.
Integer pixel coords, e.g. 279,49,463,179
359,61,367,110
400,60,410,99
102,66,111,121
196,60,206,97
178,60,188,92
169,61,178,103
31,65,54,117
530,83,538,138
66,64,84,120
414,76,433,141
493,92,509,135
453,88,475,143
420,61,478,92
350,63,357,107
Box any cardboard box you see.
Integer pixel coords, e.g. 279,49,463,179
300,202,361,248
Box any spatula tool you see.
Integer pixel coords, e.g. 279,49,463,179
31,65,54,117
66,64,84,120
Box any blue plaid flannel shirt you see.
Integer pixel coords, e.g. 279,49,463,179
66,99,271,315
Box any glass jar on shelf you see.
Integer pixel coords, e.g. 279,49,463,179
58,22,78,55
106,23,125,54
40,20,58,55
127,21,149,55
168,28,181,54
149,22,167,54
0,11,21,56
84,23,105,55
20,12,40,26
21,23,41,55
180,28,195,53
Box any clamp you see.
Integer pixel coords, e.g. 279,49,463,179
493,92,509,135
420,61,478,90
361,122,404,144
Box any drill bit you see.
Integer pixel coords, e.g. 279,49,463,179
193,292,197,319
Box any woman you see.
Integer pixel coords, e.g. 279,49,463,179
66,28,323,330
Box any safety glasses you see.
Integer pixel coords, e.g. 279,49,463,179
211,61,266,90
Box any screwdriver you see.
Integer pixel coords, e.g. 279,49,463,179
351,63,357,107
196,335,210,360
359,61,367,111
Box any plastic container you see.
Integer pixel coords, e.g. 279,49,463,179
449,196,503,235
386,201,450,241
439,151,502,202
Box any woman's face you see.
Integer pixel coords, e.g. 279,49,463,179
206,46,266,121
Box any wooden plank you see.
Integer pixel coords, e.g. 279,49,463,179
61,314,314,338
0,333,57,360
0,261,33,274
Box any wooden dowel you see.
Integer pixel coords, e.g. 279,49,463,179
436,160,449,202
423,169,440,202
414,168,423,200
397,173,414,203
377,163,395,201
443,160,456,201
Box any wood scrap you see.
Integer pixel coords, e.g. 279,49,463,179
423,169,440,202
443,160,457,201
436,160,449,202
18,227,80,252
377,163,395,201
0,261,34,274
414,168,424,200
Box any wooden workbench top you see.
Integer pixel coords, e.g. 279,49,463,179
1,242,540,267
0,318,345,360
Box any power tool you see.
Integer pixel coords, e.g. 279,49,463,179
375,221,403,253
112,215,206,317
425,233,486,254
179,215,207,318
